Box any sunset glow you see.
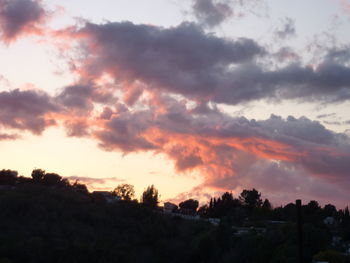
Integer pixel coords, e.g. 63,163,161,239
1,0,350,208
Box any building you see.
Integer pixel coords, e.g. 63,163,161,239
323,216,335,225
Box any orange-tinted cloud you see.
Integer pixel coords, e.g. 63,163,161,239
83,95,350,203
3,17,349,207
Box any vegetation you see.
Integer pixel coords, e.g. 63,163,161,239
0,168,350,263
141,184,159,208
179,199,199,214
113,184,135,201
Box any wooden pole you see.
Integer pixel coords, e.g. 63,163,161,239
296,199,303,263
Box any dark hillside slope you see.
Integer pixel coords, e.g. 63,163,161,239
0,185,215,263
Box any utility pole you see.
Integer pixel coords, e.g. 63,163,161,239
296,199,303,263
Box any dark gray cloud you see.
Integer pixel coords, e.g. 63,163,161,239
192,0,233,27
191,0,266,27
0,89,59,134
0,0,48,43
78,22,264,82
57,85,95,111
323,120,342,125
64,21,350,105
211,61,350,104
317,113,336,119
325,45,350,64
57,84,116,112
96,109,158,152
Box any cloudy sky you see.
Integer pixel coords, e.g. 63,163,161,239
1,0,350,207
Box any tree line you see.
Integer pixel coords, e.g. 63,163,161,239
0,169,160,207
1,168,350,263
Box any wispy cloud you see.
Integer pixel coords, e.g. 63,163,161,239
66,176,125,191
0,132,19,140
274,17,296,40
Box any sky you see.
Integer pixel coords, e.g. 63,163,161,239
1,0,350,208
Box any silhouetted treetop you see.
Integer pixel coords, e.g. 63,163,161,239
113,183,135,201
141,185,159,208
239,188,262,210
179,199,199,213
31,169,45,183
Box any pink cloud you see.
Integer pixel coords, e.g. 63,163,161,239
66,176,125,191
2,19,348,207
340,0,350,13
71,94,349,207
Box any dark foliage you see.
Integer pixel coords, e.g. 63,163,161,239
141,184,159,208
0,168,349,263
179,199,199,214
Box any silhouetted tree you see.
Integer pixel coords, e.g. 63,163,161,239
304,200,322,222
323,204,337,217
31,169,45,183
198,205,209,217
253,198,273,220
239,188,262,211
206,192,243,219
262,199,272,211
179,199,199,214
0,169,18,185
113,184,135,201
141,185,159,208
42,173,62,186
16,176,32,185
341,207,350,226
282,202,296,221
72,181,88,193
